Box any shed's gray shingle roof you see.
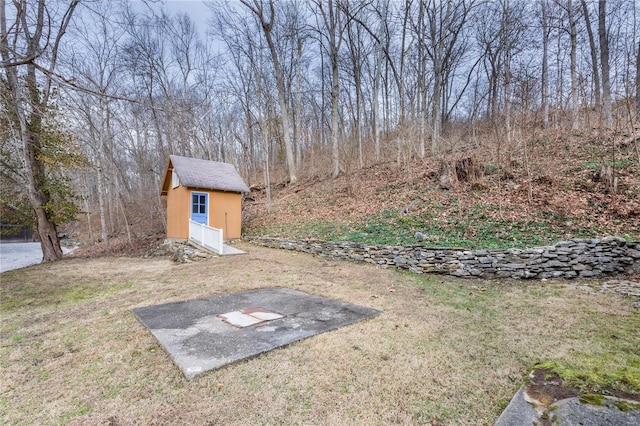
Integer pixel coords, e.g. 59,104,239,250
169,155,249,193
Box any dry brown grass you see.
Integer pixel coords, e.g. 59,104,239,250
1,243,638,425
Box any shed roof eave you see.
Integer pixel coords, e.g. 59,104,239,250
182,186,245,194
160,158,174,196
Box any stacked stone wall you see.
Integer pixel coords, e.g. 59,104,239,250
245,236,640,280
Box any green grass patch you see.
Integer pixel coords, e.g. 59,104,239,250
534,312,640,396
412,273,640,400
580,158,635,171
579,393,606,406
615,400,640,412
10,333,24,343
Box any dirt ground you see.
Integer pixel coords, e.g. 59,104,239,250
1,242,639,425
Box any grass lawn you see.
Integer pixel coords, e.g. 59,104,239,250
1,242,638,425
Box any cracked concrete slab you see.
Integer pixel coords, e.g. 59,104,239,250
132,287,382,378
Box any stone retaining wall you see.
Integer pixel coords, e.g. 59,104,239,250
245,236,640,280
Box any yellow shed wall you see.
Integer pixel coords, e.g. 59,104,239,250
166,184,191,239
210,191,243,239
165,182,243,240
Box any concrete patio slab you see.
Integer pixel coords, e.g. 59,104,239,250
132,287,382,379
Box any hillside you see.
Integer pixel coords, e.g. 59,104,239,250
244,131,640,249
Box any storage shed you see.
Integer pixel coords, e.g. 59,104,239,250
161,155,250,240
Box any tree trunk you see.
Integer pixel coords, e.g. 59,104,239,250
34,204,63,261
636,41,640,121
504,50,513,150
96,159,110,246
416,0,426,159
23,77,63,261
396,1,409,164
371,3,388,164
265,32,297,184
347,23,363,169
555,32,563,128
568,0,579,130
541,0,550,128
373,58,381,162
489,56,499,121
581,0,601,108
431,66,442,155
258,75,271,211
294,37,303,170
315,0,343,178
599,0,612,127
331,33,340,178
24,130,63,261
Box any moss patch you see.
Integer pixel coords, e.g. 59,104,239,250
579,393,606,406
614,400,640,412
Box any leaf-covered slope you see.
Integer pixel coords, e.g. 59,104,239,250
244,134,640,249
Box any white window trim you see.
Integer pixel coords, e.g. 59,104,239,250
191,191,209,225
171,170,180,189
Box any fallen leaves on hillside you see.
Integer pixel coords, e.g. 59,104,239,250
244,132,640,245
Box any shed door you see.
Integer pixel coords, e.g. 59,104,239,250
191,192,208,225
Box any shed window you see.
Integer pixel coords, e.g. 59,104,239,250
171,170,179,188
192,194,207,215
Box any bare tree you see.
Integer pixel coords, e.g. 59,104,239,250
67,1,126,247
423,0,477,154
580,0,601,108
293,36,305,170
371,0,388,163
599,0,612,126
345,8,367,168
561,0,580,129
313,0,347,178
540,0,551,128
412,0,429,159
239,0,297,184
476,1,525,123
